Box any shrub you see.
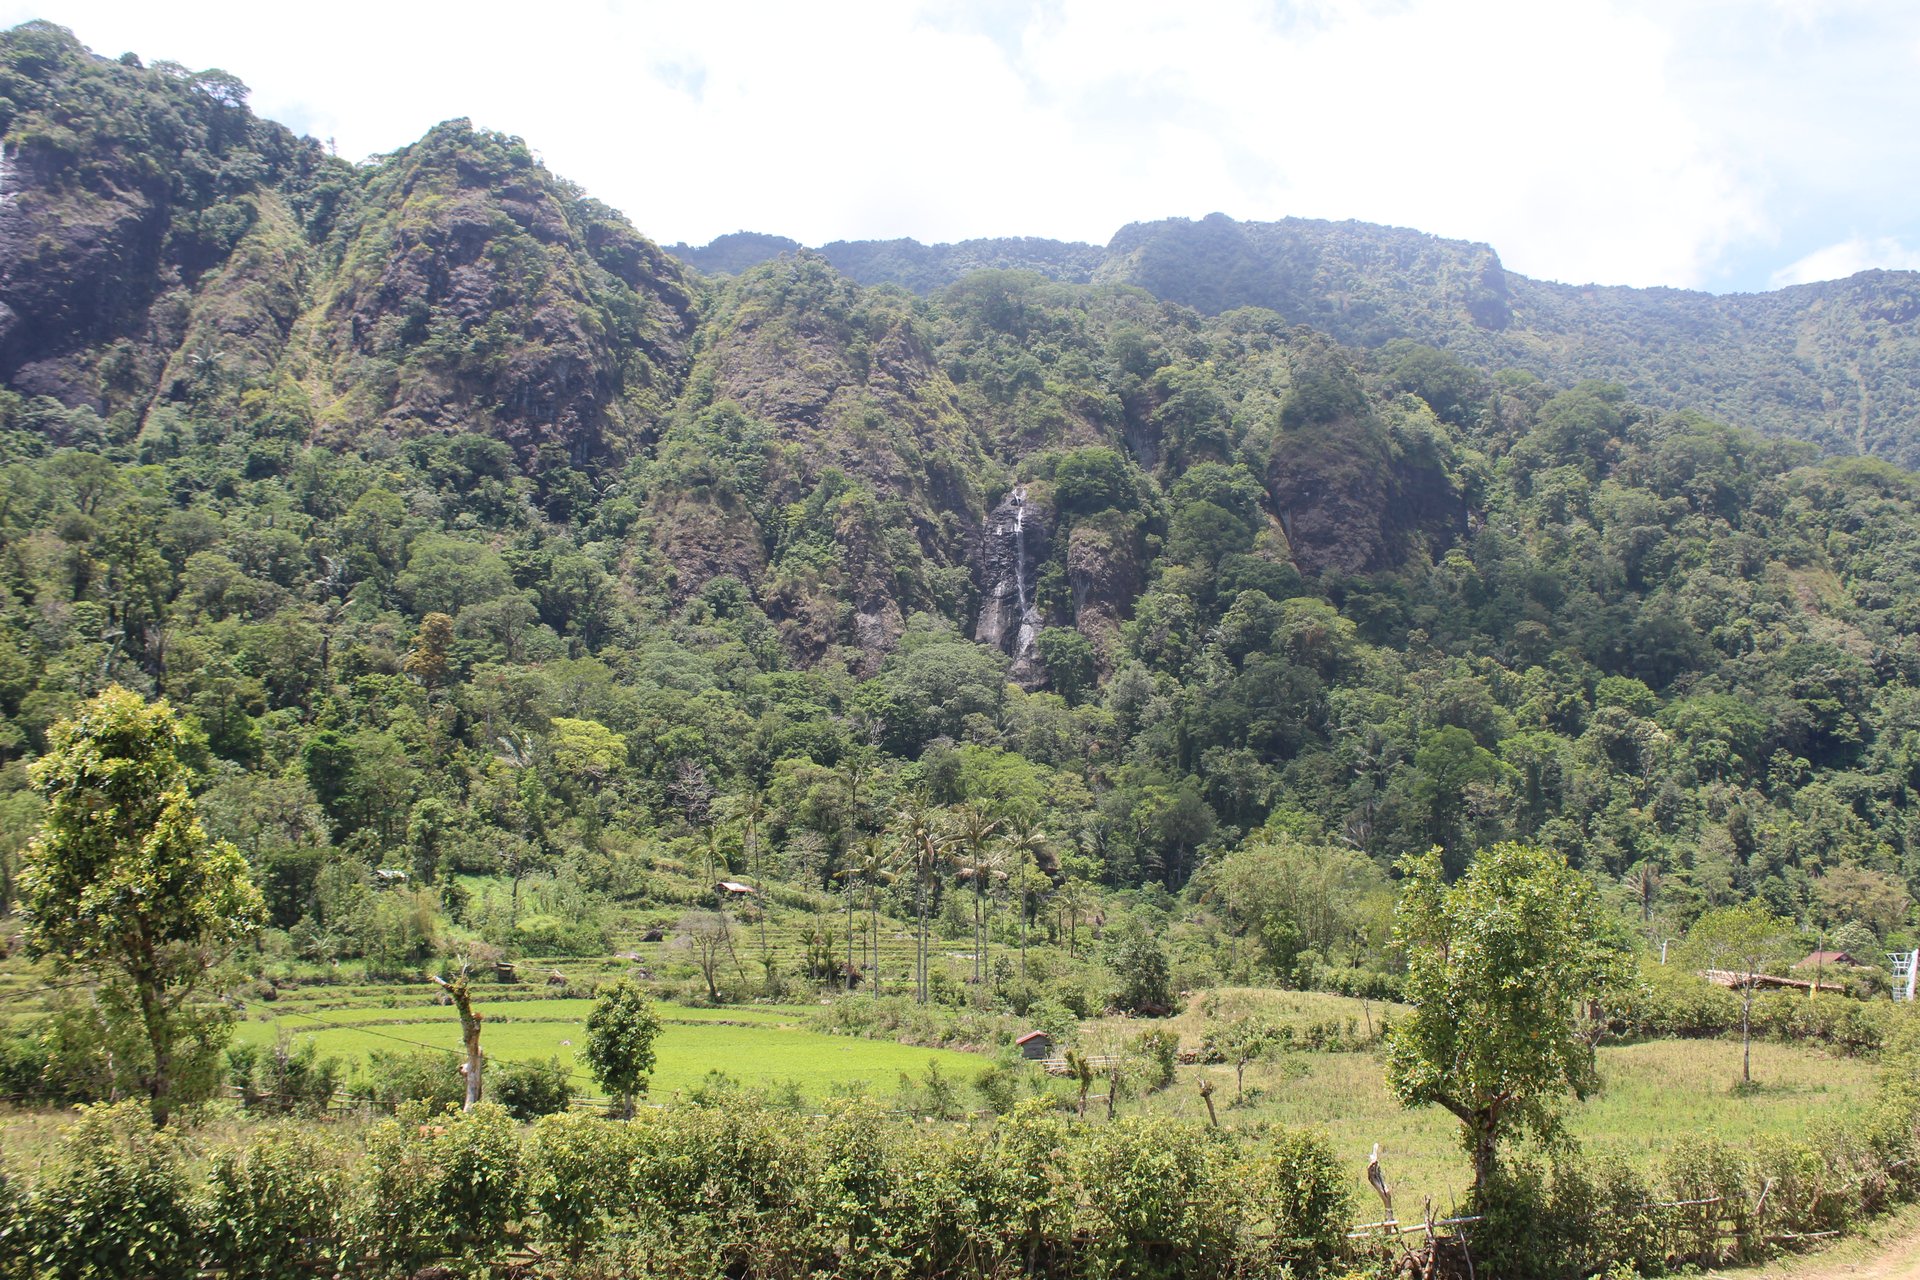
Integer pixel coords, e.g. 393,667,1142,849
203,1125,353,1280
13,1102,195,1280
233,1034,342,1115
1245,1128,1354,1276
493,1055,574,1120
512,912,610,957
1074,1119,1239,1279
354,1049,465,1113
528,1112,651,1259
361,1102,527,1274
1128,1027,1179,1091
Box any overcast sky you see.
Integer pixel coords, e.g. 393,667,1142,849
7,0,1918,293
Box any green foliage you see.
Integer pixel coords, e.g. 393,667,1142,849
362,1102,527,1274
354,1050,467,1114
492,1055,575,1120
19,686,265,1122
1103,917,1175,1015
12,1103,195,1280
583,979,662,1115
203,1125,351,1280
1386,843,1630,1194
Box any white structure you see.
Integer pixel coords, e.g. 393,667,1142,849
1889,951,1918,1002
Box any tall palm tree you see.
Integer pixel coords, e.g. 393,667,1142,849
839,835,895,996
1057,878,1093,958
718,793,772,972
949,806,1003,987
892,794,947,1005
1000,816,1050,983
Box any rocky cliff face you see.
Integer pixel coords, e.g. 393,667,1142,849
1065,511,1145,671
316,120,697,464
0,24,336,427
974,485,1049,685
643,254,990,667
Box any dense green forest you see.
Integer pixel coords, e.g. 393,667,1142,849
0,17,1917,988
681,215,1920,469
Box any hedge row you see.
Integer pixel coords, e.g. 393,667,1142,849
0,1101,1353,1280
1614,964,1894,1054
1472,1015,1920,1278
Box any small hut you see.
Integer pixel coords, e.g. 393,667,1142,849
715,881,758,900
1794,950,1863,970
1016,1030,1054,1060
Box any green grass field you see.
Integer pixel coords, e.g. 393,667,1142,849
235,999,988,1102
1137,1038,1877,1218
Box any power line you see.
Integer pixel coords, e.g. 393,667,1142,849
249,1000,604,1090
0,975,104,1003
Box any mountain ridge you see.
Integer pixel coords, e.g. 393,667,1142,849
672,214,1920,465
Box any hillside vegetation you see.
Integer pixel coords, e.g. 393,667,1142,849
0,22,1914,974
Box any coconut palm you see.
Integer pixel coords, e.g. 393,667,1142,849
838,835,896,996
717,792,772,972
948,805,1003,987
891,794,948,1005
1000,815,1051,982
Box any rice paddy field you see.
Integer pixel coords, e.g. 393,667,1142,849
229,995,988,1101
0,962,1888,1225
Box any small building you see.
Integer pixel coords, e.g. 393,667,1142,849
373,867,409,886
1795,950,1863,970
714,881,758,900
1016,1030,1054,1060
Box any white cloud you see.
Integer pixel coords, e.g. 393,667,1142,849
3,0,1918,290
1771,236,1920,287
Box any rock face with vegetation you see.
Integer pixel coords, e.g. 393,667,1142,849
682,211,1920,468
4,18,1920,987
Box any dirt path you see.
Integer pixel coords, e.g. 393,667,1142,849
1714,1209,1920,1280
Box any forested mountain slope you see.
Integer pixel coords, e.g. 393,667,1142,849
679,213,1920,468
0,20,1917,961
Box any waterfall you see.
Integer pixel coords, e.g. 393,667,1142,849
1011,486,1041,663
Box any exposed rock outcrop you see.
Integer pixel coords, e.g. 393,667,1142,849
975,485,1049,686
1065,512,1145,672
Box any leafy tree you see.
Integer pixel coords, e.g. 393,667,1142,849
582,979,662,1118
1681,902,1799,1084
1036,627,1097,705
1384,843,1628,1196
18,686,266,1124
1210,1016,1283,1100
1104,917,1174,1015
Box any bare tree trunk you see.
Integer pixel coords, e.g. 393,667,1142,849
1741,972,1754,1084
135,974,176,1127
435,973,484,1110
1019,888,1028,983
917,875,929,1005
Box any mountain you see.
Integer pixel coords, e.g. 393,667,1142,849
0,24,698,468
5,19,1920,936
673,213,1920,467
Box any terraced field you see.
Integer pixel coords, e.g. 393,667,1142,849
231,990,988,1101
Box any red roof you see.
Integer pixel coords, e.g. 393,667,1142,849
1016,1030,1051,1045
